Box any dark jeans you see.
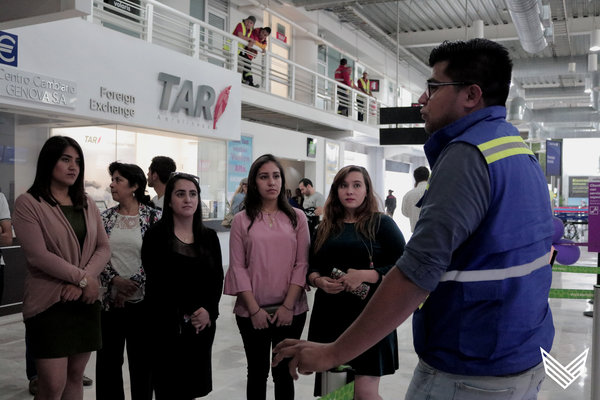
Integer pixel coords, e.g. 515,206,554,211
236,312,307,400
96,301,152,400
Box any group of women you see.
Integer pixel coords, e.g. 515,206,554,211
14,136,406,400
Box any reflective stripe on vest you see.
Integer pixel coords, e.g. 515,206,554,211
359,78,370,94
439,252,551,283
477,136,534,164
224,23,251,52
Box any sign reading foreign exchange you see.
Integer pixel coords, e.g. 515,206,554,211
0,67,77,108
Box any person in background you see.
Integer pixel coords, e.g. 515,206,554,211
335,58,354,116
142,173,223,399
241,26,272,88
298,178,325,236
224,154,310,400
306,166,405,399
401,166,429,232
0,190,12,302
294,188,304,210
274,38,554,400
230,16,256,84
147,156,176,210
231,178,248,214
286,189,301,209
13,136,110,400
356,71,372,121
384,190,396,218
96,162,160,400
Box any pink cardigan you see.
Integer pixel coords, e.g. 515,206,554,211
224,208,310,317
13,193,111,320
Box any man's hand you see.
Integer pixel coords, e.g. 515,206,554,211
314,206,324,217
272,339,338,379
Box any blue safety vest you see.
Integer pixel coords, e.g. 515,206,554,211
414,106,554,376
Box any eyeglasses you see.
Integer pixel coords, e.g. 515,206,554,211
425,81,472,99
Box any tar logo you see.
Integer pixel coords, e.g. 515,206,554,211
541,347,588,389
0,31,18,66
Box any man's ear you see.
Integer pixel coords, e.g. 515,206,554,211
464,84,484,107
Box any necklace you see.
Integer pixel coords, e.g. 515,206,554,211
263,210,278,228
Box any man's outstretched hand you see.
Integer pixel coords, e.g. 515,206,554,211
272,339,339,380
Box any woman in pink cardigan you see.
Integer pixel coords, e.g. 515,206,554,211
224,154,310,400
13,136,110,400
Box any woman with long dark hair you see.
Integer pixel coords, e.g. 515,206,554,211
96,162,160,400
141,172,223,399
307,165,405,400
13,136,110,400
224,154,310,400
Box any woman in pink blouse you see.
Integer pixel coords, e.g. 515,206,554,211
224,153,310,400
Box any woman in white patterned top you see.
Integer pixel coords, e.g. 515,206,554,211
96,162,161,400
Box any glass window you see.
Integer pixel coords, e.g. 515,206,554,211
51,126,226,219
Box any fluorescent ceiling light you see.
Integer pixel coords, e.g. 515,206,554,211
590,29,600,52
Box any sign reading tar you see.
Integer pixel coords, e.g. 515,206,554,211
0,31,18,67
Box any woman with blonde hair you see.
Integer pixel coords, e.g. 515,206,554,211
306,165,405,400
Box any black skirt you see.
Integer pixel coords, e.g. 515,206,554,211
25,300,102,358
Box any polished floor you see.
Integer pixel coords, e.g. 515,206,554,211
0,249,598,400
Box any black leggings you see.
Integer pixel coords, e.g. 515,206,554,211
236,312,306,400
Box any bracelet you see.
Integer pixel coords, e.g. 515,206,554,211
282,304,293,311
250,308,261,317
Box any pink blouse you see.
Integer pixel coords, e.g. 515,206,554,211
224,207,310,317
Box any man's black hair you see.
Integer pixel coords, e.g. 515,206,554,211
414,166,430,183
429,38,512,107
299,178,313,187
149,156,176,184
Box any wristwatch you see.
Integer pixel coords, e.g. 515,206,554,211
78,277,88,289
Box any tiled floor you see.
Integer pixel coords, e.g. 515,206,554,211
1,249,598,400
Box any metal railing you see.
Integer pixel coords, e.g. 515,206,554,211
89,0,381,124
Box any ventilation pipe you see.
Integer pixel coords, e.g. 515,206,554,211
505,0,547,53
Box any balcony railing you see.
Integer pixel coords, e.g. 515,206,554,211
90,0,380,124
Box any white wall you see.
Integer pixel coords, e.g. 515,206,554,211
561,138,600,205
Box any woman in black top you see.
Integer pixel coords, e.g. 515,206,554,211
141,173,223,399
307,165,406,400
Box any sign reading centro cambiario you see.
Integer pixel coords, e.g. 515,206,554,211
158,72,231,130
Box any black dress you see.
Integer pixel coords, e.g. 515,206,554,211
308,214,405,383
141,222,224,399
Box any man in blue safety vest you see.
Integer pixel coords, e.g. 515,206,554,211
274,38,554,400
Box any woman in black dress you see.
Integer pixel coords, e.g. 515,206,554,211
307,165,405,400
141,173,223,399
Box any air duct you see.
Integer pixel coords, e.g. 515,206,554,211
505,0,547,53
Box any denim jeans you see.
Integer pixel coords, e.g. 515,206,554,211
405,359,546,400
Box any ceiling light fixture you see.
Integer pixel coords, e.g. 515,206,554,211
591,29,600,52
589,54,598,72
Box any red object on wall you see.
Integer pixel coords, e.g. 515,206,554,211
276,32,287,43
370,79,379,92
